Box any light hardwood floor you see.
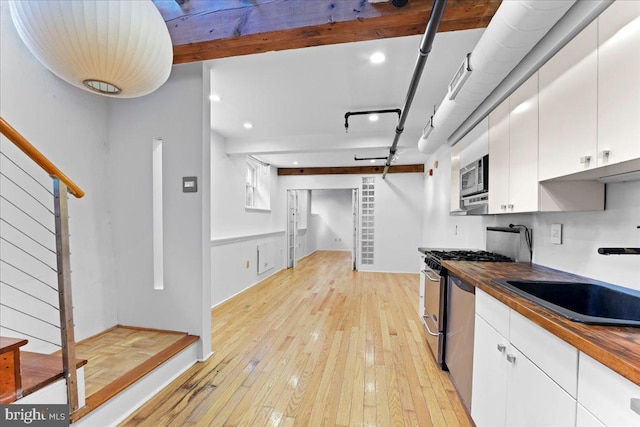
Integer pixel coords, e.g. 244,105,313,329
74,326,189,397
120,251,471,427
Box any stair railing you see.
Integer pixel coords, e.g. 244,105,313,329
0,117,83,411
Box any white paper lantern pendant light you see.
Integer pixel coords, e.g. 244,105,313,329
83,80,122,96
9,0,173,98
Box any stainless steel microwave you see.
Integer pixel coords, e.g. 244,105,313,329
460,154,489,197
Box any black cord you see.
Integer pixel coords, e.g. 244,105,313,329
509,224,533,262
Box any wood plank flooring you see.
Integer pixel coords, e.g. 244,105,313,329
69,327,198,422
120,251,471,427
71,326,192,397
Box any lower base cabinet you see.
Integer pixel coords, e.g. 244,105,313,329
578,352,640,427
472,289,640,427
472,314,576,427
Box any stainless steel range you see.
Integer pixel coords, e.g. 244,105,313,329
420,249,514,369
419,226,531,414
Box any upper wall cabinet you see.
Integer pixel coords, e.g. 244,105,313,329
489,70,604,215
488,73,539,214
539,21,598,181
597,1,640,167
539,2,640,181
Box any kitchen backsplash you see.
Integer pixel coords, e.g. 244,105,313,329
424,146,640,291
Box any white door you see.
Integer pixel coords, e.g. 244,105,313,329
287,190,298,268
351,188,359,270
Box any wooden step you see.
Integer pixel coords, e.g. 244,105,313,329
71,333,198,422
20,351,87,398
0,337,28,404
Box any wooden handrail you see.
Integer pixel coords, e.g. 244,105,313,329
0,117,84,198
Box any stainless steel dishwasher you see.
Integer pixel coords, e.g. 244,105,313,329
445,274,475,414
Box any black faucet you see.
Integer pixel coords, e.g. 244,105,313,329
599,226,640,254
598,248,640,255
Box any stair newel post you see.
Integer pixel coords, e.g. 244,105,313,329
53,178,79,412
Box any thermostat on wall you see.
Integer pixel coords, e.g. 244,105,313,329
183,176,197,193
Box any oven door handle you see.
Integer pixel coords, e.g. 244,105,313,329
421,267,440,282
422,316,440,337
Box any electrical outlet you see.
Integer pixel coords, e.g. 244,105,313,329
246,260,250,268
551,224,562,245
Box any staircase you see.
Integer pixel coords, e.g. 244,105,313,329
1,117,83,411
1,336,87,405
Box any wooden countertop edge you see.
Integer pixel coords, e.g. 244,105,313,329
442,261,640,387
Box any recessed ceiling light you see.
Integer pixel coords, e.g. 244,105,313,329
370,52,386,64
369,114,379,122
210,94,221,102
370,159,376,164
243,122,253,129
293,161,299,165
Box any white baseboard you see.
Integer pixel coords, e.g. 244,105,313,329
296,249,317,262
211,267,284,309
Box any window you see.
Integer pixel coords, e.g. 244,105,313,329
245,161,256,207
361,177,375,265
245,156,271,210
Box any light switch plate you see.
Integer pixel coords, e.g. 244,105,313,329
551,223,562,245
183,176,197,193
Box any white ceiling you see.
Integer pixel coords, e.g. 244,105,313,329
208,28,484,168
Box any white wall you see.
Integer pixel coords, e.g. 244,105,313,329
424,145,640,291
108,63,211,359
517,181,640,290
210,129,284,308
310,189,353,251
423,145,486,250
210,232,285,307
0,3,117,352
211,132,282,237
279,173,423,273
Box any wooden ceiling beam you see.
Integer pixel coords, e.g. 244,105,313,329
153,0,500,64
278,164,425,176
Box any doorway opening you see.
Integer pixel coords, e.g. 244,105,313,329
286,188,359,270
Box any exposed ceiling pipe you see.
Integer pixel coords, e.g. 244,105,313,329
382,0,447,179
448,0,613,146
417,0,577,155
344,108,401,133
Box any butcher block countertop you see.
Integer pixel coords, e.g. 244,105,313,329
441,261,640,387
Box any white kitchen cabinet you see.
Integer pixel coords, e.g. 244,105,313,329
506,344,576,427
472,315,509,427
507,72,539,213
597,1,640,167
509,308,578,397
472,289,577,427
488,97,510,214
578,352,640,427
489,73,539,214
539,20,598,180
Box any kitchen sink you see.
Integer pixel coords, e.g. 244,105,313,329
491,279,640,327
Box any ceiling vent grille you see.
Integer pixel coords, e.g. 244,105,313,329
448,53,472,101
